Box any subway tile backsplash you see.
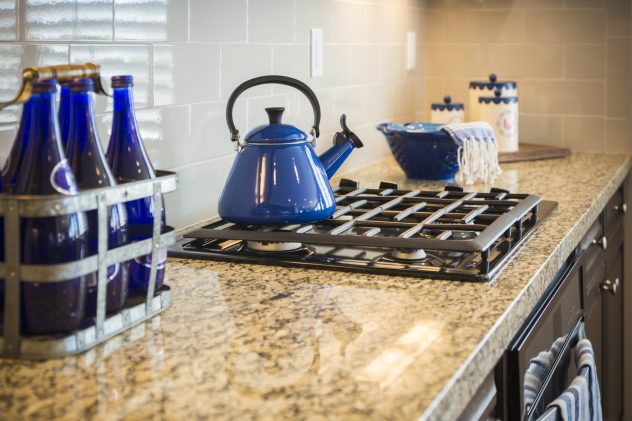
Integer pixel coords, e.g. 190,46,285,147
0,0,425,229
0,0,630,229
425,0,632,155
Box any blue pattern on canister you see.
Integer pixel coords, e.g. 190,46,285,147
431,95,464,111
469,73,517,91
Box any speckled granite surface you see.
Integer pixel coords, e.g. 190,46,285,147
0,153,629,420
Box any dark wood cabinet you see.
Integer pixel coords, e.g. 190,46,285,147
582,185,626,421
602,217,625,420
582,238,606,383
534,182,627,420
480,179,628,421
574,184,627,421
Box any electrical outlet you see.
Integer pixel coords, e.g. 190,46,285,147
406,31,416,71
310,28,324,78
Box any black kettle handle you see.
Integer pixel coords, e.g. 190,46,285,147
226,75,321,142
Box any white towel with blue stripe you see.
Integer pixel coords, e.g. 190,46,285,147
546,339,602,421
524,336,565,412
441,122,502,185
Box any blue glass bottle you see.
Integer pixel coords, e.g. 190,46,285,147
15,78,89,335
106,75,166,296
0,99,32,320
58,83,70,150
66,78,129,316
1,99,33,193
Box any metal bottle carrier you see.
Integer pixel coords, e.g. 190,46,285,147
0,63,178,359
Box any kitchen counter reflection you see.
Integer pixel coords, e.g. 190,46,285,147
0,153,630,420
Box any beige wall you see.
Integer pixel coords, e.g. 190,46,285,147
0,0,425,229
424,0,632,154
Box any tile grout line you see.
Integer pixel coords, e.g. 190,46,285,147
111,0,115,41
186,0,190,43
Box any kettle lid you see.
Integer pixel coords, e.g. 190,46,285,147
244,107,309,144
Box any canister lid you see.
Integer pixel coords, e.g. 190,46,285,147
244,107,309,144
469,73,517,91
431,95,464,111
478,89,518,104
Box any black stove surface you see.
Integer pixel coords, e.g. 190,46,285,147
169,179,558,282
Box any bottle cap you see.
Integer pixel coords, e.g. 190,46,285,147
111,75,134,88
31,78,58,93
69,78,94,93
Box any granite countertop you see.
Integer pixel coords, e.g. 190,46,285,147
1,153,630,420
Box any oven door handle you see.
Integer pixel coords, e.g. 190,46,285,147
524,316,585,421
536,364,591,421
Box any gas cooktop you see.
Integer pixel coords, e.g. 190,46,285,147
169,179,557,282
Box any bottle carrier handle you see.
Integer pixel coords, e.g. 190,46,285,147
0,63,109,111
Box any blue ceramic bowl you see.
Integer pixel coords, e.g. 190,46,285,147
376,122,459,180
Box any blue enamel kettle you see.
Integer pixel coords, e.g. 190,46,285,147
218,75,363,225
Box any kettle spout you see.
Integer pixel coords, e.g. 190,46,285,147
318,114,364,179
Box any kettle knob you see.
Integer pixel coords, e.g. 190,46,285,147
265,107,285,124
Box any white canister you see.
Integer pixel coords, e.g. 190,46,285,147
468,73,517,121
479,90,519,152
430,95,464,125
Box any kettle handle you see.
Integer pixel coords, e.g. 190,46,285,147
226,75,321,142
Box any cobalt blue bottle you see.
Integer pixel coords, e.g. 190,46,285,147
15,78,88,335
106,75,166,296
58,83,71,150
66,78,129,316
1,98,33,193
0,99,32,320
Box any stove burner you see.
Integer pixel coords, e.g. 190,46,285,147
247,241,304,252
171,179,558,282
391,248,427,261
452,231,479,240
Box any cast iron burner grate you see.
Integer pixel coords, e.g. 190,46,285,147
169,179,557,282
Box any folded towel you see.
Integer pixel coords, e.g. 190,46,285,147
524,336,566,413
546,339,602,421
441,122,502,185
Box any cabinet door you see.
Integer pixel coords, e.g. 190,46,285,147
583,243,606,383
603,220,624,421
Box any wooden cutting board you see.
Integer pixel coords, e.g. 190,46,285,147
499,143,571,163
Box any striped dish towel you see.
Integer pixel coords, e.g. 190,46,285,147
524,336,566,413
546,339,602,421
441,122,502,185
